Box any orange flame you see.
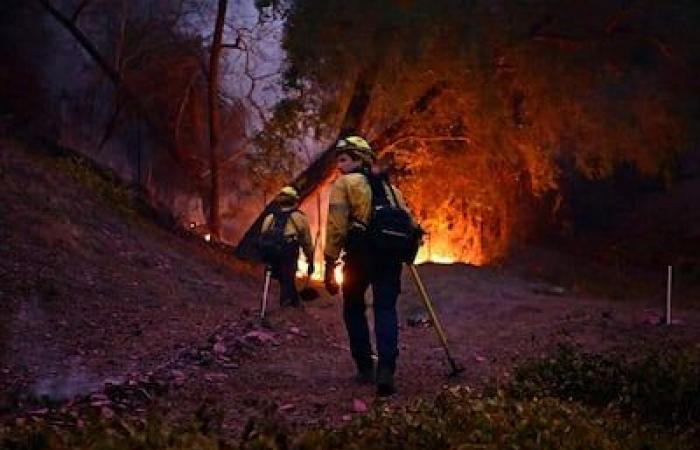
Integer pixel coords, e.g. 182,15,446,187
296,257,344,285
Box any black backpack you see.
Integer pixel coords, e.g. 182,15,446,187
364,174,423,263
258,209,298,264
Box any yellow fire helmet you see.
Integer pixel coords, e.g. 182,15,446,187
335,135,376,163
278,185,299,200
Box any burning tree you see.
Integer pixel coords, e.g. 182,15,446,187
253,0,699,264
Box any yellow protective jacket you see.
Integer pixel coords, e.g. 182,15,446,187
324,172,412,261
261,207,314,262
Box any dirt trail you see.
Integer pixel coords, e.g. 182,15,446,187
2,136,700,435
171,264,700,434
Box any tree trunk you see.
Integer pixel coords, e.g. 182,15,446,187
207,0,227,240
234,70,377,260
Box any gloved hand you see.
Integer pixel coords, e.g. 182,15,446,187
324,259,339,296
307,261,315,277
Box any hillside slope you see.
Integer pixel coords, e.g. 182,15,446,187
2,134,699,437
0,136,259,404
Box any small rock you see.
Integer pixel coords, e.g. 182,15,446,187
474,355,486,363
213,342,226,355
91,399,111,407
352,398,368,413
530,283,566,296
204,373,228,383
171,370,186,385
101,406,114,419
342,414,352,421
643,313,662,325
407,311,430,327
244,330,279,346
288,326,309,338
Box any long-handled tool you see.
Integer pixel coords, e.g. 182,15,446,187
407,264,464,377
260,266,272,320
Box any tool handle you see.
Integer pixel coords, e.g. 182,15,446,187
407,264,454,359
260,269,272,319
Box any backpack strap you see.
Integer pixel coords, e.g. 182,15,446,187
383,179,401,208
286,209,302,236
272,208,302,237
365,171,399,208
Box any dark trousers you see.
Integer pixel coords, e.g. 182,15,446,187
342,249,402,374
275,246,300,306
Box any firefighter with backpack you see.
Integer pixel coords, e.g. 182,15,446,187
260,186,314,308
324,136,422,397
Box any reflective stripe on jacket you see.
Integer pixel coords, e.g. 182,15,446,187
261,208,314,262
324,172,411,261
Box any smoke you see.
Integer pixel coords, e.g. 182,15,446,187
32,366,104,402
10,294,107,402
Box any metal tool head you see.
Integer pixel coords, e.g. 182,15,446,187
447,358,465,378
258,317,273,329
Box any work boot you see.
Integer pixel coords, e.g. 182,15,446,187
354,360,376,385
376,366,396,397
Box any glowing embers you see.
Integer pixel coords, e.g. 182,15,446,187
415,250,455,264
296,257,323,281
296,257,345,285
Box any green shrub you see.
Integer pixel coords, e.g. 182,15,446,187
511,343,700,426
52,154,135,216
242,387,694,450
4,347,699,450
1,406,228,450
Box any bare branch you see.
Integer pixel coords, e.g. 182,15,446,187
71,0,91,23
37,0,185,167
381,136,471,153
115,0,128,71
98,97,123,150
174,73,199,144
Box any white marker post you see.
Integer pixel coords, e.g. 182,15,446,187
666,265,673,326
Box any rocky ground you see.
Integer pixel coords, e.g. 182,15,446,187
2,135,699,438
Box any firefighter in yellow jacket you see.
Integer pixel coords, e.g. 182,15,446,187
324,136,414,397
261,186,314,307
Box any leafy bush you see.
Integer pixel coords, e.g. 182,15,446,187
1,405,227,450
511,343,700,426
4,347,699,450
52,154,135,216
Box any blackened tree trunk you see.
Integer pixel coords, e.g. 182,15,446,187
207,0,227,240
234,69,377,260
